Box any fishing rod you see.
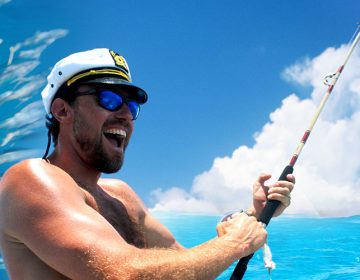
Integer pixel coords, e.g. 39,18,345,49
230,24,360,280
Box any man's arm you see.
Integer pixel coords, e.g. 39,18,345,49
0,159,267,280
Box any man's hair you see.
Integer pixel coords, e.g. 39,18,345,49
47,85,78,146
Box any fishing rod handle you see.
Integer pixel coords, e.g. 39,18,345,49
258,165,294,225
229,165,294,280
229,253,253,280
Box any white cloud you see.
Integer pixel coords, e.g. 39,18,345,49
151,187,219,214
4,29,69,64
0,29,68,167
0,101,43,128
23,29,68,47
20,29,69,60
0,150,40,165
151,41,360,217
0,76,45,104
0,121,42,147
0,61,40,85
283,44,360,121
0,29,68,87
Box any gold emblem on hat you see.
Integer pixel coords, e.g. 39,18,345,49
109,50,129,72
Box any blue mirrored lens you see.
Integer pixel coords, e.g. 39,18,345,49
99,90,123,111
98,90,140,120
127,101,140,120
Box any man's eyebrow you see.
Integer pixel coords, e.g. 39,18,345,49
76,85,97,93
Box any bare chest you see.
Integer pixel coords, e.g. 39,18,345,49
82,187,146,248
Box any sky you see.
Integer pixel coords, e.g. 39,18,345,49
0,0,360,217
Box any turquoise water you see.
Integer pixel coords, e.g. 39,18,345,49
2,213,359,279
156,213,360,279
0,256,7,280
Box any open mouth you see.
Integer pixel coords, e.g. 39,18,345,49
103,128,126,148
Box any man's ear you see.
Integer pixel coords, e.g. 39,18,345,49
50,98,73,123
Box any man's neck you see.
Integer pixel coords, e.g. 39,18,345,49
47,150,101,190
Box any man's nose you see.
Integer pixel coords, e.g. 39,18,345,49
114,103,133,121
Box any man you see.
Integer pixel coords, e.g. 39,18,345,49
0,48,294,279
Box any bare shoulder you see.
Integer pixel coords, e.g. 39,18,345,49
1,159,50,193
1,158,82,197
1,158,44,185
0,159,84,235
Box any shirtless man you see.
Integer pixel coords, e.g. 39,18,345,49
0,48,295,279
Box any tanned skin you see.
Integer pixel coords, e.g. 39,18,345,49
0,85,294,279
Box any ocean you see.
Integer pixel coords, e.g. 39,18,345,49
1,213,359,280
156,213,360,280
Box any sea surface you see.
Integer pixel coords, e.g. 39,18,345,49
1,213,359,280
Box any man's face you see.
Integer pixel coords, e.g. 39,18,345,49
70,85,134,173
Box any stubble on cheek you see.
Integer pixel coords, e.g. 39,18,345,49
72,112,124,173
73,112,97,152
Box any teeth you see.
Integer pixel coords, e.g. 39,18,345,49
104,129,126,138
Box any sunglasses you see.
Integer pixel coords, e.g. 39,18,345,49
76,88,141,120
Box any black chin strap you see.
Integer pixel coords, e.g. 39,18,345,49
42,114,54,160
42,129,52,159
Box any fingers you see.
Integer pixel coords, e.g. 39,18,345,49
219,211,254,226
286,174,296,184
267,179,294,207
216,211,267,256
253,173,272,195
256,173,295,186
227,212,251,224
257,173,272,186
216,212,250,236
267,192,291,207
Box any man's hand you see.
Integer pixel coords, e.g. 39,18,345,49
216,213,268,258
251,173,295,218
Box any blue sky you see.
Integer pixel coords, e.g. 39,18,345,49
1,0,360,216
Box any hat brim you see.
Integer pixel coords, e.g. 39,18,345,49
81,77,148,104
